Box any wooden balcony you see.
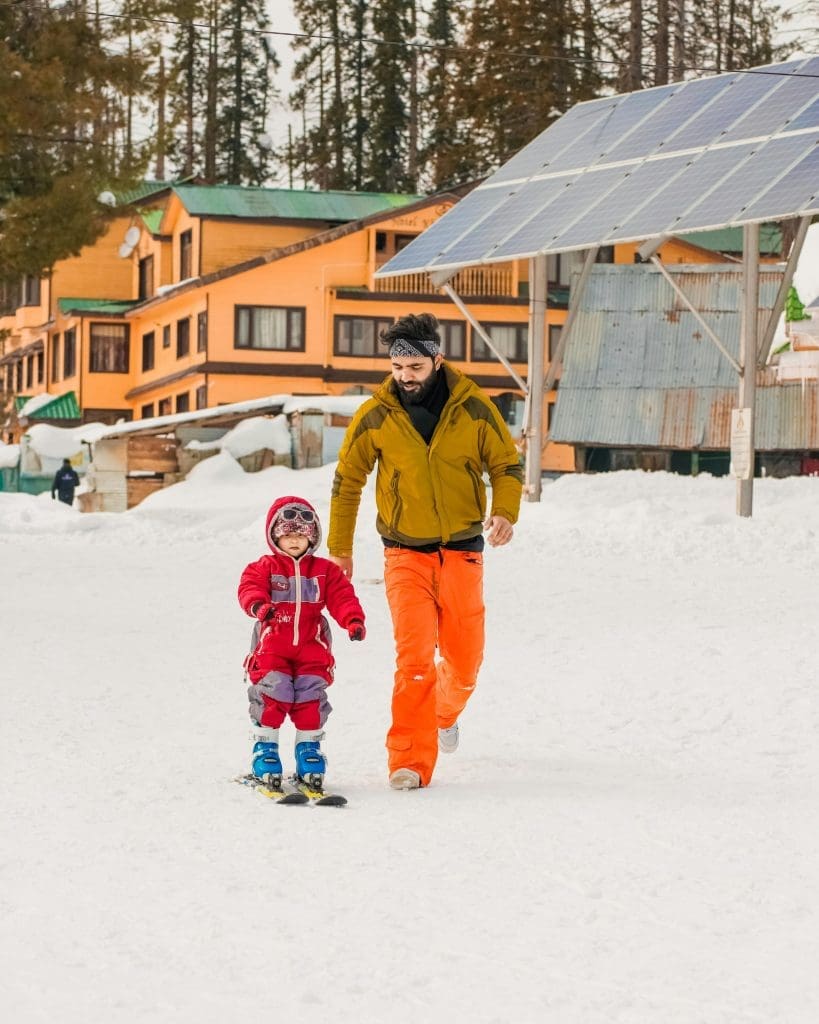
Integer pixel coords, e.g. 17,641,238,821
373,264,515,298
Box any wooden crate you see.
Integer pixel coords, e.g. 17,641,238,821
127,435,179,473
126,475,166,509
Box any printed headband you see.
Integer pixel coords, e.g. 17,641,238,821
389,337,441,359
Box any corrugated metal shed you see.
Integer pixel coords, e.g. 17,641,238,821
172,185,424,222
549,263,819,452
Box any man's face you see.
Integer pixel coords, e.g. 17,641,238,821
390,353,443,404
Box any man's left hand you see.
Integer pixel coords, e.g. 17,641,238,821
484,515,514,547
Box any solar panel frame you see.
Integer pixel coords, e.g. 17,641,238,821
376,56,819,277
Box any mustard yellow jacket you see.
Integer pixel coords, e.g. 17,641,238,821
328,364,523,555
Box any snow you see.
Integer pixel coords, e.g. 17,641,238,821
3,467,819,1022
17,392,57,418
185,415,292,458
0,440,19,468
24,422,109,461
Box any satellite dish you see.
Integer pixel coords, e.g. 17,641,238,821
97,190,117,207
124,226,140,247
118,243,134,259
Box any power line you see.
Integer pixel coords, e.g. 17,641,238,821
0,0,816,80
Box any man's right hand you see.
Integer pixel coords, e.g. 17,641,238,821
330,555,353,580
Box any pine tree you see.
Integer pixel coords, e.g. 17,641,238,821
0,1,148,280
785,285,811,323
365,0,415,191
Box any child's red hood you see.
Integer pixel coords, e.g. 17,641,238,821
265,495,322,553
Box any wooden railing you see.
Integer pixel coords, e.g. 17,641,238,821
374,264,514,297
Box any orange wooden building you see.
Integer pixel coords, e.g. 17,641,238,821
1,183,782,471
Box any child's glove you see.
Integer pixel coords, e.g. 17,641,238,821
347,619,366,642
251,601,277,622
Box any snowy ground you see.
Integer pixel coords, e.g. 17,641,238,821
3,459,819,1023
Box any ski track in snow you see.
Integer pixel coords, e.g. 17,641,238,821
2,465,819,1023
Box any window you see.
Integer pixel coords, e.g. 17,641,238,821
16,359,23,391
548,324,562,363
176,317,190,359
546,254,571,287
179,230,193,280
197,311,208,352
141,403,155,419
175,392,190,413
158,397,172,416
334,316,393,357
89,323,129,373
63,328,77,379
52,334,61,382
162,324,171,349
196,385,208,410
26,355,34,388
21,276,40,306
596,245,615,264
138,256,155,300
439,320,466,361
36,351,44,384
472,323,527,362
235,306,305,351
142,331,155,372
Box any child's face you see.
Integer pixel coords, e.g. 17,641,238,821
276,532,310,557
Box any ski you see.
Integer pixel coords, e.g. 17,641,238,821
289,775,348,807
234,774,309,804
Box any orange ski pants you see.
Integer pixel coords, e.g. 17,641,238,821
383,546,485,786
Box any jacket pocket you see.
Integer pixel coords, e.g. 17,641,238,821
388,469,403,534
465,460,485,517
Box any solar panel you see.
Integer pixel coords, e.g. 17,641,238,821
377,55,819,278
489,98,616,184
740,141,819,221
673,133,819,232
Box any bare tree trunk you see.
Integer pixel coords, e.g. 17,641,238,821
204,2,218,183
407,0,419,187
628,0,643,91
672,0,685,80
655,0,669,84
156,54,166,179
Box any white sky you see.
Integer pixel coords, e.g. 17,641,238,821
3,462,819,1020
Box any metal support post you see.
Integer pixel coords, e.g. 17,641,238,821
524,255,547,501
737,222,760,518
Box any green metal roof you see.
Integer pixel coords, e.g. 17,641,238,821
16,391,81,419
116,180,174,205
677,224,783,256
171,185,426,222
140,209,165,234
58,298,140,317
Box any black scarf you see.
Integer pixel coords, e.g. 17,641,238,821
395,369,449,445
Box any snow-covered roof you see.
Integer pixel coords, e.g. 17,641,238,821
82,393,371,442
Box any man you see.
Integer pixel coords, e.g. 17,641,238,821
51,458,80,506
328,312,523,790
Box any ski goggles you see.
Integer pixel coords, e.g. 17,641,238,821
280,507,315,523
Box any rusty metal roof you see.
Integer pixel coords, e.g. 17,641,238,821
548,263,819,451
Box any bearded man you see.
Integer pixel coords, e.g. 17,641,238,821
327,312,523,790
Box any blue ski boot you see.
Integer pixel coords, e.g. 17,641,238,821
251,726,283,786
295,729,326,787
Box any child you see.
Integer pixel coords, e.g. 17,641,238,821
238,495,365,788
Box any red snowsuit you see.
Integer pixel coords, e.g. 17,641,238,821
238,496,365,730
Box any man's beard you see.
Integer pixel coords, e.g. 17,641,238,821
398,369,439,405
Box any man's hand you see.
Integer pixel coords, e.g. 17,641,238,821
330,555,354,580
483,515,514,547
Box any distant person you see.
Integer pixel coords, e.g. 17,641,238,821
51,458,80,506
328,312,523,791
237,495,366,791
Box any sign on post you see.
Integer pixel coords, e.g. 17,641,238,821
730,408,753,480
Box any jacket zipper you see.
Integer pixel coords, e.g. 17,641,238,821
292,555,302,645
